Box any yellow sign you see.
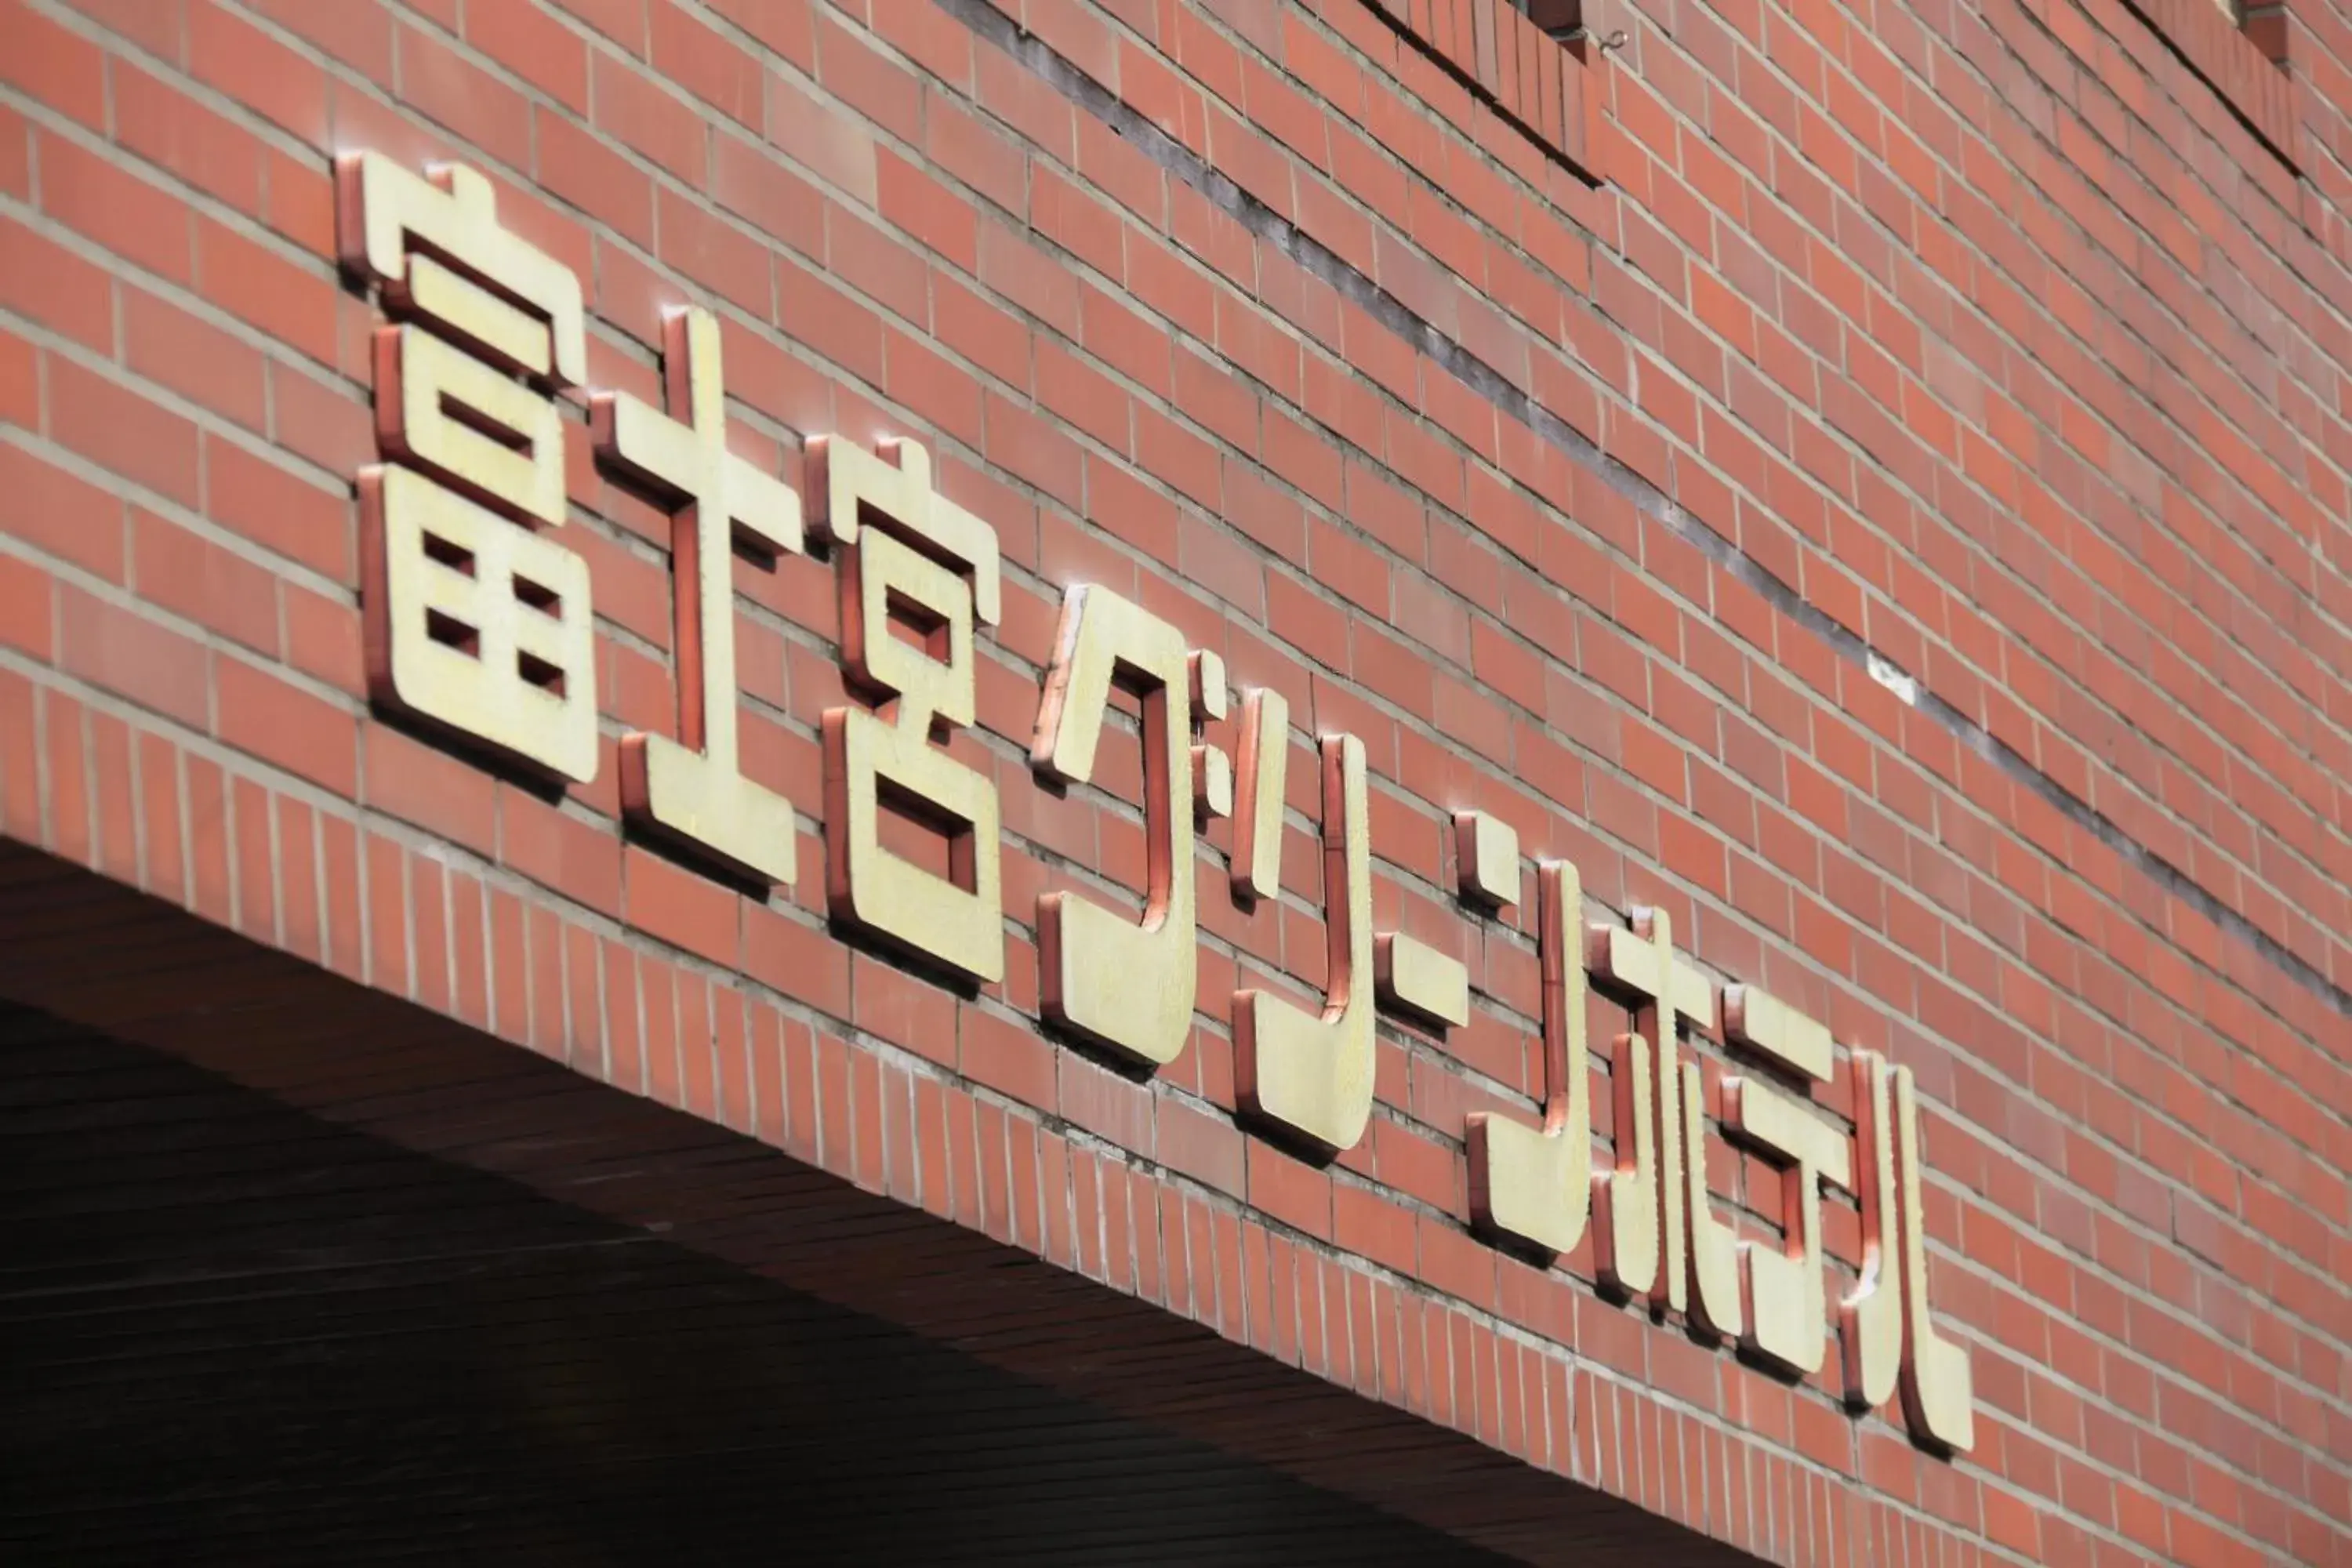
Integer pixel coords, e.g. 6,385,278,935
338,155,1972,1455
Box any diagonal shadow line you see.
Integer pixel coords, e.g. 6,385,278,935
934,0,2350,1021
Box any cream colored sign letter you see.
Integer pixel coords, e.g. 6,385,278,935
1234,732,1373,1157
1468,862,1592,1257
1722,1071,1850,1377
1895,1062,1974,1452
812,437,1004,986
338,153,597,786
593,307,804,887
1840,1049,1903,1410
1030,585,1199,1065
1589,907,1713,1305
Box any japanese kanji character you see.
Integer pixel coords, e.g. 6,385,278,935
593,306,802,887
811,436,1003,985
339,153,597,784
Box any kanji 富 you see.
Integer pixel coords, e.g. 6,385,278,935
338,151,598,785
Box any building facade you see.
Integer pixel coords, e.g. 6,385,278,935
2,0,2348,1561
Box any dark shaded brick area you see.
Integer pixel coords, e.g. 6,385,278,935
0,999,1519,1566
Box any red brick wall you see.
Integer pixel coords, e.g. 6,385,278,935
2,0,2348,1563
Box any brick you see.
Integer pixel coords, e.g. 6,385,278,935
465,0,590,114
47,358,202,508
655,183,771,314
194,216,337,368
397,20,534,171
591,51,709,186
189,0,330,147
201,434,351,584
91,707,142,895
706,129,828,256
265,359,372,477
742,897,848,1014
361,720,497,855
0,328,30,430
0,0,107,127
121,289,267,432
114,65,267,217
213,656,358,795
877,147,978,270
55,584,210,730
37,133,195,285
764,74,877,205
128,507,278,655
708,0,812,70
263,150,336,259
927,93,1027,218
0,444,129,582
498,783,622,916
815,9,920,140
244,0,394,82
0,552,51,661
0,215,113,351
623,842,742,966
536,109,656,252
651,0,762,129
